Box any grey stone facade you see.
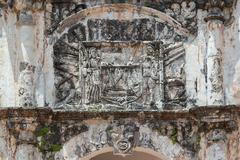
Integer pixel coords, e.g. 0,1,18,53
0,0,240,159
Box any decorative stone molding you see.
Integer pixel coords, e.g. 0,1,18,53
204,0,233,22
44,0,236,35
0,107,239,159
206,0,225,20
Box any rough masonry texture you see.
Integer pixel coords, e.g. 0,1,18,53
0,0,240,160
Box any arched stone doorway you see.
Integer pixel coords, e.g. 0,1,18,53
91,152,159,160
81,147,167,160
53,119,193,160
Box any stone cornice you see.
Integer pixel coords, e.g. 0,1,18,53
0,106,239,122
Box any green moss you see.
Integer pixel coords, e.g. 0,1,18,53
50,144,62,152
171,127,178,144
35,125,62,153
196,134,201,148
36,127,50,137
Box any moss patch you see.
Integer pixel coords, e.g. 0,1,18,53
35,125,62,153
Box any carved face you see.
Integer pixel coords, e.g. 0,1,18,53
106,123,139,155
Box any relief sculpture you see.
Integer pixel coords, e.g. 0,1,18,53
81,48,101,104
53,17,187,111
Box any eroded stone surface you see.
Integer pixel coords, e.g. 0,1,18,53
0,0,239,108
0,108,238,159
0,0,240,160
53,10,187,110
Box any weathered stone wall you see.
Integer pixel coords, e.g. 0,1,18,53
0,0,239,108
0,108,239,160
1,0,240,160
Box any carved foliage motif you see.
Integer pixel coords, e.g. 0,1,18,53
164,1,197,33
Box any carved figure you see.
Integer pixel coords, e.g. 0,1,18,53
86,48,101,104
142,45,160,107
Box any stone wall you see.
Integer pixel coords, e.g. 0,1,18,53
0,107,239,160
0,0,239,109
1,0,240,160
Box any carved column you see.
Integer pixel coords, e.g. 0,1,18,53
16,11,37,107
205,0,225,105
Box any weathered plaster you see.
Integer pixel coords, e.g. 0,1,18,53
0,107,238,159
0,0,240,159
0,0,239,108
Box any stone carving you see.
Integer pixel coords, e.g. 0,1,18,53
87,19,182,42
165,1,197,33
48,2,86,34
47,1,197,34
209,55,224,95
164,43,186,109
53,16,186,110
143,1,197,34
18,62,36,107
206,129,226,144
106,122,139,155
54,37,81,107
1,0,235,34
81,47,101,104
67,23,86,42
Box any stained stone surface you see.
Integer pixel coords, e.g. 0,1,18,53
53,16,187,111
0,108,238,159
1,0,240,160
0,0,239,108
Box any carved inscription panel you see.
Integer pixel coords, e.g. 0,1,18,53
53,18,186,111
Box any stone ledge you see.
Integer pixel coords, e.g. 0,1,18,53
0,105,239,122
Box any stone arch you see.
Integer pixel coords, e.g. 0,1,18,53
51,3,192,39
54,121,192,160
81,147,168,160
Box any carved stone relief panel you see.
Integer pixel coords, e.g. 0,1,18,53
53,17,186,111
87,18,184,42
79,43,166,110
47,1,198,34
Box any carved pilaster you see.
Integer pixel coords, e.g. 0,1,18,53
205,0,226,106
16,10,37,107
